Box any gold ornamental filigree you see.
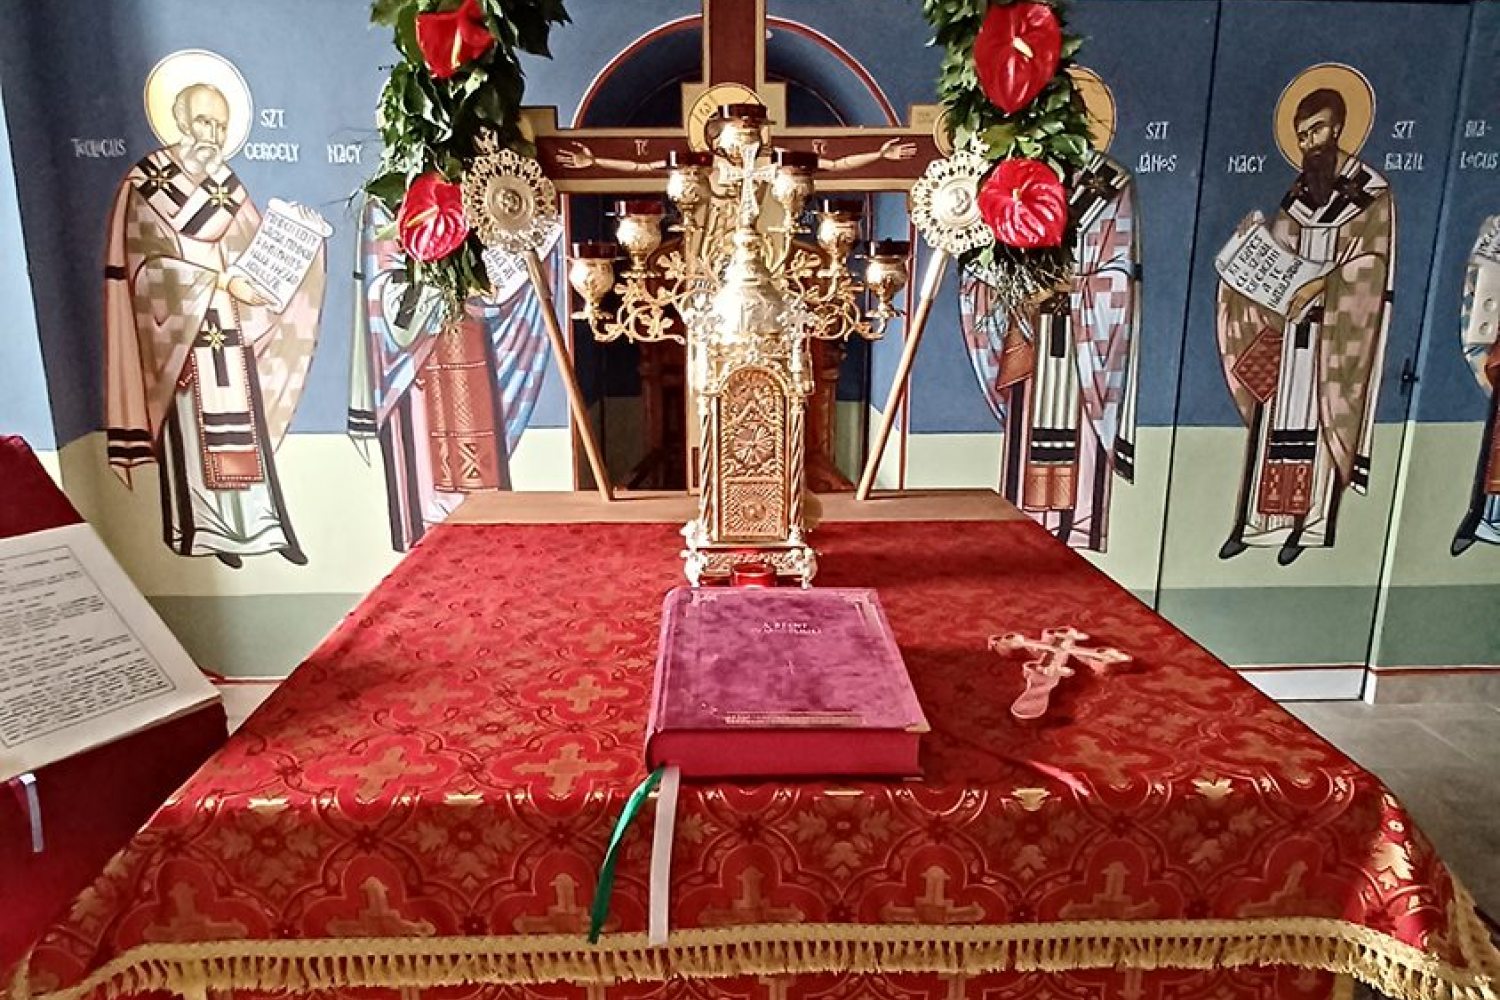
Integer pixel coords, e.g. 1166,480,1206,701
721,368,786,482
909,149,994,257
461,137,560,255
566,105,916,583
19,890,1500,1000
591,247,693,345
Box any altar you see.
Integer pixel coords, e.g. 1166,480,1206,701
8,491,1497,1000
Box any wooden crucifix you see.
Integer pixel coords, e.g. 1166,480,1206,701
526,0,945,193
522,0,947,491
988,627,1132,720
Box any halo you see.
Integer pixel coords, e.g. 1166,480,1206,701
1068,66,1116,153
687,83,763,153
144,49,253,160
1274,63,1375,168
933,107,956,158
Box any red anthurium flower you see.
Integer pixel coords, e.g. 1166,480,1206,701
416,0,494,80
978,158,1068,249
974,1,1063,116
399,172,470,262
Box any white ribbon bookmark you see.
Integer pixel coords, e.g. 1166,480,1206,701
648,765,681,947
13,773,43,853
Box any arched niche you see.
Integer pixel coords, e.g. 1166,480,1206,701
566,16,902,491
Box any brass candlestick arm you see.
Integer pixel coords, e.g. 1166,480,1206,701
561,101,917,577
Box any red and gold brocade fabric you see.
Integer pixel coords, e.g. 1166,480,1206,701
8,520,1498,1000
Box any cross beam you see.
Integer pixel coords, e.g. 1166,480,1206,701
529,116,943,193
522,0,945,193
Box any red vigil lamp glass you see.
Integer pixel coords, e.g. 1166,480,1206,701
731,560,777,588
773,148,818,171
718,102,770,123
668,149,715,169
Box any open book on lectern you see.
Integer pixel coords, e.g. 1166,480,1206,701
0,523,219,782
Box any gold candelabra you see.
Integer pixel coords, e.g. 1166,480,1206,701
567,105,910,347
566,103,912,583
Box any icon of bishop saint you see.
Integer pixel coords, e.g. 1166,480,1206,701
962,68,1141,552
102,51,326,568
1214,65,1394,566
1453,215,1500,555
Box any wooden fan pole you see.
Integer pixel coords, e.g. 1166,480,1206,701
525,249,614,501
856,248,950,500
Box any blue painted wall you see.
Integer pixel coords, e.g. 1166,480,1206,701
1415,1,1497,424
4,0,1476,445
1174,1,1467,430
0,82,54,449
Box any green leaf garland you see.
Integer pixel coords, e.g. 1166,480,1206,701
367,0,1089,308
366,0,569,310
921,0,1092,301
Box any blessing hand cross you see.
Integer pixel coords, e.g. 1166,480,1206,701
721,144,777,227
987,627,1131,720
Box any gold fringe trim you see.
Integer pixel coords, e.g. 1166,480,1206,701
10,890,1499,1000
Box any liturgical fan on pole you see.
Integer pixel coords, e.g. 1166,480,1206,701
856,149,993,499
461,135,614,501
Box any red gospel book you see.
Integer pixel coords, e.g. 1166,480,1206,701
646,587,928,779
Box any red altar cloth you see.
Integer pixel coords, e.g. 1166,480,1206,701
0,437,228,971
7,511,1498,1000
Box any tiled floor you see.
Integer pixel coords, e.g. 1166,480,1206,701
1285,700,1500,917
214,683,1500,915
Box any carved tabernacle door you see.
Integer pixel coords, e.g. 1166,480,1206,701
715,366,792,543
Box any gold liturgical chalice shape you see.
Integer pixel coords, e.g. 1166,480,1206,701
563,81,916,572
771,149,818,233
567,241,618,321
815,198,863,271
615,199,665,274
666,149,714,231
712,103,771,163
864,239,910,320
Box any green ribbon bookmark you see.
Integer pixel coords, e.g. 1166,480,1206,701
588,765,665,943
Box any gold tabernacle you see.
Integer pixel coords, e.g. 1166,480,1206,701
567,104,912,584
